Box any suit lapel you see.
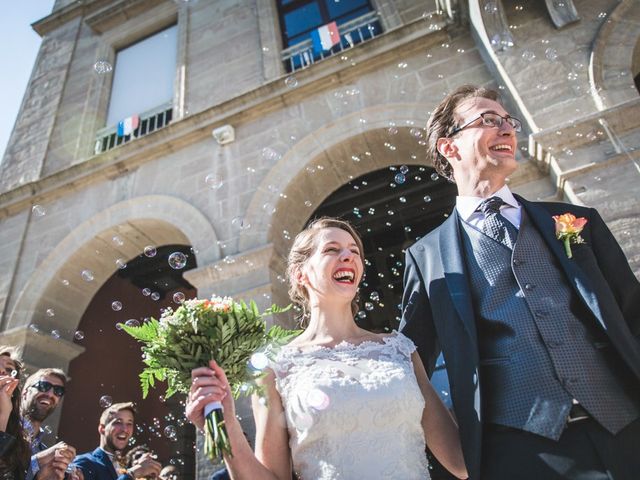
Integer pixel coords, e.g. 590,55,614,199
93,447,118,479
439,210,478,340
517,195,606,329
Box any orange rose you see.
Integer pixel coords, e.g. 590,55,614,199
552,213,587,258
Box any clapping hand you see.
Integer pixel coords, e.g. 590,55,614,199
128,452,162,479
35,442,76,480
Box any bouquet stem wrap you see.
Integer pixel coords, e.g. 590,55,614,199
122,296,299,461
204,402,230,460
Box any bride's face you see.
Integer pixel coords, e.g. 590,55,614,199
299,227,363,304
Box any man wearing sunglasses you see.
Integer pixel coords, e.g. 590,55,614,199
22,368,79,480
401,84,640,479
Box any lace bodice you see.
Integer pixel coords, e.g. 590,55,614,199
271,332,430,479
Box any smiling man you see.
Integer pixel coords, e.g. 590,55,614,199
72,402,161,480
22,368,78,480
401,84,640,480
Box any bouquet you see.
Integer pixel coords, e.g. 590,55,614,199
121,296,298,460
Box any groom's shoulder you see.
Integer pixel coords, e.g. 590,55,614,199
522,196,593,216
406,221,446,255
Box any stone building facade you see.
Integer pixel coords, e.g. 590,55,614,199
0,0,638,477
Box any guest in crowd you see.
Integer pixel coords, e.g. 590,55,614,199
22,368,77,479
72,402,161,480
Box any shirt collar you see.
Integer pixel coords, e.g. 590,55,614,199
455,184,519,222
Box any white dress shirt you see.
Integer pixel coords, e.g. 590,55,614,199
455,184,522,231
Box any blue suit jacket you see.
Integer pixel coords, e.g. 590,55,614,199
400,196,640,480
72,447,130,480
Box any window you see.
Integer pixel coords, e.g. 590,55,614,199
106,25,177,127
277,0,382,71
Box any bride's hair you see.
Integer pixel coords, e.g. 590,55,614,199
287,217,364,324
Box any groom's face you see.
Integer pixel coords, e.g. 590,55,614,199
446,97,518,184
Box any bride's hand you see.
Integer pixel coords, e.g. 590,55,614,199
186,360,235,430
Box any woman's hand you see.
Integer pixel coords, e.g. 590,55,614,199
185,360,235,431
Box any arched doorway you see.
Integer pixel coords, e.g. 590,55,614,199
309,164,457,479
58,244,197,476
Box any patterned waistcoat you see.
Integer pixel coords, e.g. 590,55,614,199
460,212,639,439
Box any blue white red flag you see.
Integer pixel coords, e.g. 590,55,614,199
311,21,340,55
117,115,140,137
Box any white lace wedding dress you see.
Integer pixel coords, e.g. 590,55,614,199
270,332,431,479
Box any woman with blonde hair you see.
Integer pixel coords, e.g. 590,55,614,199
186,217,467,479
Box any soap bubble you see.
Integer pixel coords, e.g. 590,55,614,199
74,330,85,341
115,258,127,269
143,246,157,257
164,425,177,438
410,127,424,139
306,388,330,410
205,174,223,190
521,50,536,62
50,330,61,339
364,302,374,311
173,292,186,304
125,319,140,328
430,172,439,181
151,292,160,301
168,252,188,269
81,270,94,282
46,308,55,317
262,147,280,161
112,235,124,246
423,195,432,203
250,352,269,370
394,173,406,184
284,76,298,88
545,47,558,62
399,165,409,174
484,2,498,14
94,60,113,74
32,205,46,217
231,217,250,231
99,395,113,408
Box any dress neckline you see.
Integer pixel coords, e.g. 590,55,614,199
283,331,400,354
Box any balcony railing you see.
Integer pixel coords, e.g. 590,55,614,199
94,102,173,154
281,11,383,73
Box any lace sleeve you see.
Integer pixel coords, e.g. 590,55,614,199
393,331,418,358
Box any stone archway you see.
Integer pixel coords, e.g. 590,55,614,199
6,195,219,336
589,0,640,109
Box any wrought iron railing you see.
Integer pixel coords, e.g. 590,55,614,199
94,102,173,154
281,11,383,73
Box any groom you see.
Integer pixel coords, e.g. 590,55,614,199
401,85,640,480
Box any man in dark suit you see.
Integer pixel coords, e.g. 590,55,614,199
72,402,161,480
401,84,640,480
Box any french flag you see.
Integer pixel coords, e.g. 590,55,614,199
311,21,340,55
117,115,140,137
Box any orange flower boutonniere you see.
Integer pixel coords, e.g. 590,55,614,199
552,213,587,259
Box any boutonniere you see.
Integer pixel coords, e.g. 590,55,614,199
552,213,587,259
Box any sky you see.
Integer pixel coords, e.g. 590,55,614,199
0,0,55,162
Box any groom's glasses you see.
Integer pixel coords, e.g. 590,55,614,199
449,112,522,136
31,380,65,397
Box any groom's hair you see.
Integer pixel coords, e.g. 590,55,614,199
287,217,364,325
426,84,500,182
100,401,137,426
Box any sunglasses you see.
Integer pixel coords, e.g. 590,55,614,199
31,380,65,397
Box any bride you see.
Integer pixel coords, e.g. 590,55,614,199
186,217,467,479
